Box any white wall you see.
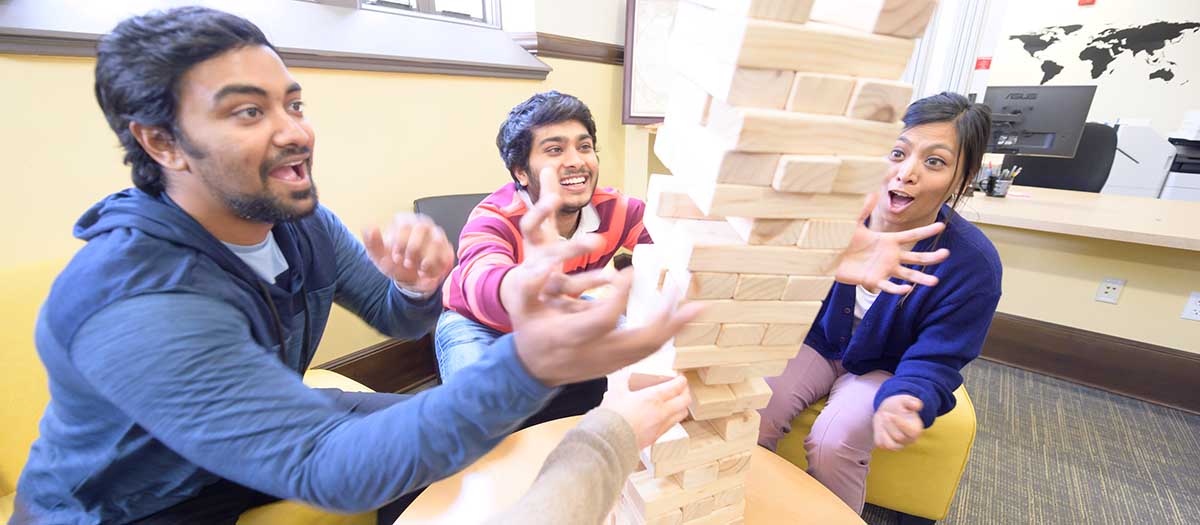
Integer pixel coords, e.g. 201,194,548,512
981,0,1200,136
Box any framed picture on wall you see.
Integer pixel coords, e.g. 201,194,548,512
622,0,680,125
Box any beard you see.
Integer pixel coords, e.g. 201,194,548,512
200,146,319,224
525,165,596,214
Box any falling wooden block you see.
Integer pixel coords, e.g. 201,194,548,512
730,377,773,411
782,275,836,301
685,180,870,220
846,79,913,123
708,410,762,440
706,100,904,156
655,125,778,187
650,422,691,462
773,155,840,193
809,0,940,38
685,371,738,420
732,274,787,301
718,452,754,478
681,495,717,522
676,323,721,346
691,299,823,324
713,485,745,508
799,219,859,249
786,73,856,115
673,461,720,490
725,217,807,246
762,323,811,345
673,343,801,369
716,323,767,347
834,155,890,194
671,1,916,78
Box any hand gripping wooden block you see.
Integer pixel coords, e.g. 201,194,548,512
846,78,914,123
809,0,940,38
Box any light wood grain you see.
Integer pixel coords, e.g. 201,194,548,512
716,323,768,346
959,187,1200,252
782,275,835,301
673,343,801,369
687,181,865,220
810,0,939,38
763,323,811,345
733,274,788,300
773,155,840,193
674,461,720,490
737,19,915,77
725,217,808,246
799,219,859,249
846,78,913,123
691,299,823,324
835,155,890,194
676,323,721,346
786,73,856,115
653,127,778,187
707,101,904,156
728,68,796,109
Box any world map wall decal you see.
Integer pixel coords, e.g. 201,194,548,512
1007,21,1200,85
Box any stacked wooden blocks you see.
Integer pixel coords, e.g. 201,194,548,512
613,1,936,523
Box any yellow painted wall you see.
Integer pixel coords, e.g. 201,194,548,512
979,224,1200,354
0,54,628,365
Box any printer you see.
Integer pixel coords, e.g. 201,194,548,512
1100,123,1177,198
1161,138,1200,202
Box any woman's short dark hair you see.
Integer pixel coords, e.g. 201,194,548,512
94,7,276,195
901,92,992,208
495,91,598,185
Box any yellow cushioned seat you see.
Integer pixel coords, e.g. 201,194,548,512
0,261,373,525
775,386,976,522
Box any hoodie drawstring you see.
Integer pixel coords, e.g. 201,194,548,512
257,282,310,366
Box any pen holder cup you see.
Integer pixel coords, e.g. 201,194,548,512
986,177,1012,198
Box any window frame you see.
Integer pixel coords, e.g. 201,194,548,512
360,0,503,29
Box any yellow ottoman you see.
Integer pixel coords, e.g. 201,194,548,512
775,386,976,524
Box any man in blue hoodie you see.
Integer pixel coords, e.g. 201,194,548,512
11,7,700,525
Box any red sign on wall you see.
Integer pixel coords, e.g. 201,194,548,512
975,57,992,70
1079,0,1095,5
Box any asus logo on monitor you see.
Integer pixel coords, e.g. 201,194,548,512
1005,93,1038,100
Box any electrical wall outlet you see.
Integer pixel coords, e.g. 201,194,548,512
1182,292,1200,322
1094,278,1125,304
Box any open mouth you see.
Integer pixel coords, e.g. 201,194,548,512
267,158,309,184
559,174,589,191
888,189,915,213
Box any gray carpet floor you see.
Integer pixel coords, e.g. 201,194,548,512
863,358,1200,525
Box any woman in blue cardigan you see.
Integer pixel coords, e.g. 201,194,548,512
758,92,1003,513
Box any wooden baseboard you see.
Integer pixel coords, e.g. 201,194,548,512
316,334,440,394
981,313,1200,414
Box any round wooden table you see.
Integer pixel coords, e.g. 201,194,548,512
396,417,864,524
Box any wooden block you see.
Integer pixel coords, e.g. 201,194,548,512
682,501,745,525
773,155,840,193
744,359,789,378
846,79,913,123
627,460,744,517
685,181,868,220
718,452,754,478
725,217,806,246
647,174,719,221
685,371,738,420
665,74,714,129
727,68,795,109
681,495,716,522
730,377,773,411
673,461,720,490
615,490,685,525
697,365,748,385
706,101,903,156
676,323,720,346
809,0,939,38
732,274,787,301
708,410,761,441
782,276,835,301
650,422,691,462
833,155,890,194
798,219,859,249
666,219,842,275
714,485,745,509
640,419,759,478
691,299,822,324
762,323,811,345
716,323,767,347
785,73,856,115
673,343,800,369
654,125,778,187
671,1,915,79
684,271,739,299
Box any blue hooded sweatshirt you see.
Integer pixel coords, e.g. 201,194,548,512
13,189,555,524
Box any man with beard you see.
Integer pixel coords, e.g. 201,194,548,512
11,8,701,525
436,91,654,427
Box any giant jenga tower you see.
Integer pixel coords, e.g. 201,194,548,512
614,1,938,523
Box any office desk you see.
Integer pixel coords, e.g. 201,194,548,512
396,416,864,524
957,186,1200,252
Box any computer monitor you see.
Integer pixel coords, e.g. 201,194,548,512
982,85,1097,158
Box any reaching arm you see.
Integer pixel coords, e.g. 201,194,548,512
70,293,555,512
